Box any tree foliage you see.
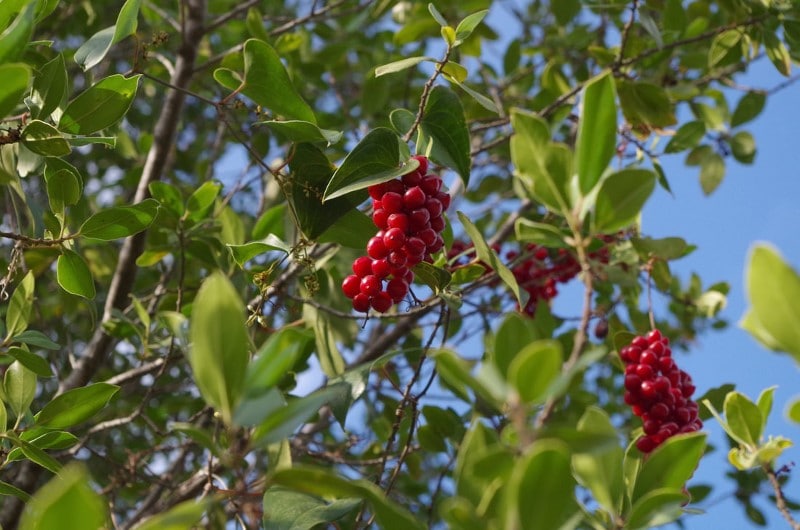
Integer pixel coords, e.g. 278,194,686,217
1,0,800,528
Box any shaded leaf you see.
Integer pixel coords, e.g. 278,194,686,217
259,120,342,146
74,0,142,70
5,270,34,340
0,2,34,64
418,86,471,186
35,383,119,429
18,464,106,528
56,249,95,299
0,63,30,119
58,74,141,134
593,169,656,233
618,80,676,129
79,199,159,240
30,53,67,119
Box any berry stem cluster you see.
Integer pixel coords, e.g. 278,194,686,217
620,329,703,453
341,156,450,313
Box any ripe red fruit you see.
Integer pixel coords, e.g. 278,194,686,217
402,170,423,187
412,155,429,175
368,183,386,200
382,192,403,214
409,208,431,231
342,275,361,298
430,215,445,232
370,291,393,313
436,191,451,210
359,275,382,297
424,197,443,218
383,227,406,250
372,208,389,229
352,293,370,312
387,213,409,232
417,228,437,246
352,256,373,277
405,237,426,257
371,258,391,279
534,247,549,261
403,186,426,209
367,236,389,259
388,249,407,267
421,175,441,195
386,278,409,302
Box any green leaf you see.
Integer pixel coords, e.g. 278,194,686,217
6,434,61,473
251,387,342,446
741,244,800,362
0,2,34,64
168,422,219,457
699,152,725,195
432,348,505,409
74,0,141,70
724,391,763,447
227,236,290,267
593,169,656,233
731,91,766,127
21,120,71,157
7,347,52,377
787,396,800,424
244,328,312,397
57,248,95,299
34,383,119,429
270,467,425,530
454,10,488,45
389,108,415,136
11,330,59,350
576,71,616,194
317,209,376,249
259,120,342,146
427,3,448,26
4,361,36,418
133,499,213,530
492,313,539,376
44,159,82,215
627,488,687,530
412,261,452,292
631,236,695,261
262,488,360,530
30,53,67,119
631,432,706,503
764,31,791,76
508,340,562,404
185,181,221,221
447,77,500,113
0,399,6,433
374,56,434,77
418,86,471,186
731,131,755,164
617,80,676,129
664,121,706,154
18,464,106,528
510,441,580,530
709,30,742,69
458,211,525,306
0,479,31,502
514,219,569,248
756,386,776,425
323,127,405,201
149,181,184,216
78,198,159,240
571,407,624,516
188,272,250,424
58,74,141,134
5,270,34,339
242,39,315,123
0,63,30,119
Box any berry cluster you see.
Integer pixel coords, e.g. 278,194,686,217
341,155,450,313
619,329,702,453
448,240,611,316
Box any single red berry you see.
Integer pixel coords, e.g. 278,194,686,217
436,191,451,210
424,197,443,218
372,208,389,229
411,155,428,175
382,192,404,214
359,275,382,297
421,175,441,195
650,341,665,356
384,227,407,250
427,235,444,253
387,213,409,232
403,186,426,209
342,275,361,298
631,336,648,349
352,256,373,277
368,183,386,200
417,227,437,246
646,329,663,344
371,258,391,279
352,293,370,312
367,236,389,259
388,249,407,267
386,278,409,301
409,208,431,231
430,215,445,233
534,247,549,261
402,169,423,186
624,374,642,392
370,291,393,313
654,376,671,394
640,380,657,399
650,402,670,419
405,236,426,257
643,419,661,435
636,436,656,453
640,350,658,366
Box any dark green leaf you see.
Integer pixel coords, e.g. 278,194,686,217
0,479,31,502
571,407,624,515
5,270,34,340
618,80,676,129
0,63,31,119
31,53,67,119
317,209,376,249
7,347,52,377
185,181,221,221
244,327,312,397
627,488,687,530
262,487,360,530
252,387,340,446
389,108,415,136
4,361,36,418
731,92,766,127
58,74,141,134
632,432,706,503
576,71,616,194
148,181,184,216
323,127,407,201
514,219,568,248
227,236,290,266
664,121,706,154
412,261,452,292
35,383,119,429
17,464,106,528
11,330,60,350
630,236,695,261
56,249,95,299
259,120,342,146
0,2,34,64
189,272,250,425
44,160,82,214
79,199,159,240
21,120,71,156
508,340,562,404
593,169,656,233
418,86,471,186
242,39,316,123
696,383,735,421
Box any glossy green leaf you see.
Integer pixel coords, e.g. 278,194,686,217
7,347,52,377
317,208,375,249
271,467,425,530
0,479,30,502
4,361,36,418
5,270,34,339
227,236,290,266
441,61,468,82
514,219,569,248
34,383,118,429
18,464,106,529
30,53,67,119
756,386,776,426
632,432,706,503
576,71,616,194
185,181,221,221
292,143,369,239
0,63,30,119
459,211,525,306
664,121,706,154
412,261,452,292
251,386,341,446
6,434,61,473
242,39,316,123
510,441,580,530
618,80,676,129
259,120,342,146
374,55,434,77
593,169,656,233
74,0,141,70
133,499,213,530
454,10,488,45
571,407,624,515
508,340,562,404
492,313,539,376
631,236,695,261
724,391,763,447
245,328,312,397
0,2,34,64
78,198,159,240
741,244,800,362
418,86,471,186
148,181,184,216
323,127,406,201
627,488,687,530
44,161,82,215
731,91,766,127
262,488,360,530
12,330,59,350
21,120,70,156
189,272,250,424
447,77,500,113
427,3,447,26
389,108,415,136
58,74,141,134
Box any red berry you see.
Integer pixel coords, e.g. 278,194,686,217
403,186,426,209
384,227,406,250
359,275,382,297
436,191,451,210
402,170,423,187
368,183,386,200
412,155,428,174
635,364,654,380
418,228,437,246
636,436,656,453
646,329,663,344
388,249,407,267
371,258,391,279
424,198,443,218
421,175,441,195
624,374,642,392
405,236,426,257
654,376,671,394
650,402,670,419
352,256,373,277
372,208,389,229
342,275,361,298
370,291,393,313
382,192,403,214
640,350,658,366
386,278,409,301
643,419,660,435
367,236,389,259
387,213,409,232
430,215,445,232
427,235,444,253
534,247,549,261
352,293,370,312
640,380,657,399
385,179,404,194
409,208,431,231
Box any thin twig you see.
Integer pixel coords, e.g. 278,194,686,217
764,464,800,530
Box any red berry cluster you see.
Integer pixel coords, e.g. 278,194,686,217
619,329,702,453
341,155,451,313
448,240,611,316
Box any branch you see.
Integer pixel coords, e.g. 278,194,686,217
764,464,800,530
402,46,453,143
